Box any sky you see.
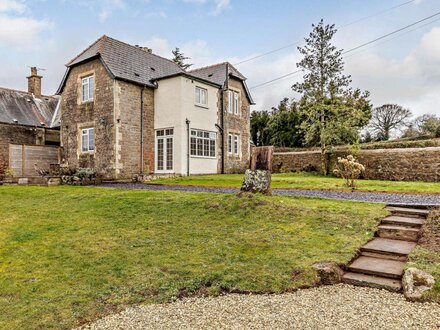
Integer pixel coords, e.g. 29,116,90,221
1,0,440,118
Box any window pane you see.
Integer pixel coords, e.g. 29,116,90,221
157,139,164,170
190,137,197,156
82,134,88,152
166,137,173,170
210,140,215,157
195,87,200,104
88,129,95,150
234,92,239,114
197,138,203,156
201,89,207,105
234,135,239,154
82,82,88,102
228,91,233,113
89,77,94,100
203,139,209,157
228,135,232,153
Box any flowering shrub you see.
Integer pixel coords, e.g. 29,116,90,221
333,155,365,189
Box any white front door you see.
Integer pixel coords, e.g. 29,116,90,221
155,128,174,173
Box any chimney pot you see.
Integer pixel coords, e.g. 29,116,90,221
27,66,42,98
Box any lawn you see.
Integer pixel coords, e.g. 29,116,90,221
0,186,386,329
407,208,440,302
150,172,440,194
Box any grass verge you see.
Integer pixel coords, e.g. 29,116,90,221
149,172,440,194
406,208,440,302
0,185,386,329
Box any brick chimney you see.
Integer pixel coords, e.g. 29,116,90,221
27,67,42,97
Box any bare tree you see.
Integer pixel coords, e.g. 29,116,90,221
368,104,412,140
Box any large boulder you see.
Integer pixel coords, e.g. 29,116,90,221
402,267,435,301
240,169,272,195
313,261,344,285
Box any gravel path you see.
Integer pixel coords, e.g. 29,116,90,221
99,183,440,205
80,284,440,330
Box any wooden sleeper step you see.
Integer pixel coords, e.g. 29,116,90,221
347,256,404,279
381,216,424,228
377,225,420,242
361,238,416,260
385,206,430,219
342,272,402,292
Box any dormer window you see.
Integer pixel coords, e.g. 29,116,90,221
82,75,94,102
195,86,208,107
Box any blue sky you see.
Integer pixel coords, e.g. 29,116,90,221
1,0,440,116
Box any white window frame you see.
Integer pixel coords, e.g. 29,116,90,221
155,128,174,173
234,91,239,115
190,129,216,158
228,133,240,156
195,86,208,107
81,127,95,153
82,75,94,102
227,90,240,115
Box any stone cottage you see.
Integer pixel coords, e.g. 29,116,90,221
0,68,60,178
56,35,254,179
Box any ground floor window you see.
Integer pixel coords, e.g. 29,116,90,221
81,127,95,152
190,129,216,158
228,133,240,155
156,128,173,172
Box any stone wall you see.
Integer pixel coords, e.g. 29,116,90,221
114,80,155,178
0,122,59,179
221,77,251,173
60,58,116,179
273,147,440,182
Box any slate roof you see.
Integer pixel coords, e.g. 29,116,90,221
189,63,255,104
0,87,60,128
60,35,185,90
57,36,255,104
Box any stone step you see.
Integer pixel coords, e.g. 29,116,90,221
361,251,406,261
361,238,416,258
347,256,404,279
377,225,420,242
381,216,425,228
385,206,430,219
342,272,402,292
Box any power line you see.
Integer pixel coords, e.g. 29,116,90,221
344,16,440,59
234,0,416,66
249,11,440,90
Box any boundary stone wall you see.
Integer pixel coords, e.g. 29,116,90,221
273,147,440,182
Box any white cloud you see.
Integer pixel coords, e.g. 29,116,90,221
212,0,230,15
181,0,230,15
0,0,26,13
0,1,53,51
97,0,126,23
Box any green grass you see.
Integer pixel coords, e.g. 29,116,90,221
406,209,440,302
0,186,386,329
151,172,440,193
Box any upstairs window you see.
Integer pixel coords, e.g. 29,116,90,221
195,86,208,106
82,75,94,102
81,128,95,152
228,90,239,114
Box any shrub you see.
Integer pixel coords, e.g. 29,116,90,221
75,168,96,181
333,155,365,189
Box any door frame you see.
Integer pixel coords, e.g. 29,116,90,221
155,128,174,174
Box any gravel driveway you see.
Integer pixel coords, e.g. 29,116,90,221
80,284,440,330
99,183,440,205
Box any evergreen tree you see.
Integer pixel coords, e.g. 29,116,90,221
293,20,371,174
172,47,193,70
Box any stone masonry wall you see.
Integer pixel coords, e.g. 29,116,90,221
221,77,251,173
60,58,116,179
273,147,440,182
114,80,155,178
